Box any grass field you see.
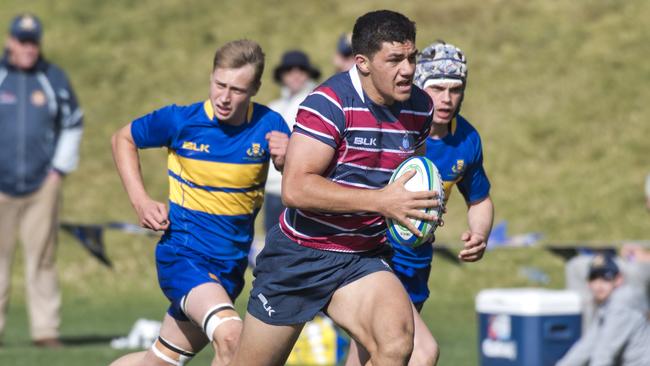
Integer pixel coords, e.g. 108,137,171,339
1,0,649,365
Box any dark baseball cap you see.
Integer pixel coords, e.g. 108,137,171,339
588,254,620,281
9,13,43,43
337,32,353,57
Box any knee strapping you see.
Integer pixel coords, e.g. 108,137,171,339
202,303,241,342
151,336,195,366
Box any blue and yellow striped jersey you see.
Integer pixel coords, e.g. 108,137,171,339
391,114,491,268
131,100,290,260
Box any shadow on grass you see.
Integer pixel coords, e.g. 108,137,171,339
60,334,122,346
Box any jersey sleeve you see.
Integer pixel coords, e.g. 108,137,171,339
51,69,84,174
293,87,345,149
457,132,491,204
276,114,291,135
130,105,180,149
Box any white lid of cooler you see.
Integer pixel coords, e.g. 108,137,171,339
475,288,582,316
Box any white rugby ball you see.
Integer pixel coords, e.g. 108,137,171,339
386,156,444,248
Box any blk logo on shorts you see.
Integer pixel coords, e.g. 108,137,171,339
257,293,275,317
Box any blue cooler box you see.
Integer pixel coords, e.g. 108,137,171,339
476,288,582,366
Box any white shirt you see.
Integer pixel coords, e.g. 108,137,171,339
266,81,316,195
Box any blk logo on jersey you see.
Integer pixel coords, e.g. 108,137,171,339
182,141,210,153
353,137,377,147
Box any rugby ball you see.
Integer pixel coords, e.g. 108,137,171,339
386,156,444,248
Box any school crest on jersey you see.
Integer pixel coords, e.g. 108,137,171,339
246,142,265,160
451,159,465,174
399,134,413,155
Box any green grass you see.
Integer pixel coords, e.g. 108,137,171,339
1,0,649,364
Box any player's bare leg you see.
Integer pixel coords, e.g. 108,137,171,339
409,306,439,366
109,314,206,366
230,313,304,366
345,338,370,366
183,282,243,366
345,302,439,366
328,271,414,366
110,282,240,366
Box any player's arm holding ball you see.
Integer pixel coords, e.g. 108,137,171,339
282,133,439,237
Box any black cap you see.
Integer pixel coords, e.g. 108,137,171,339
9,13,42,43
273,50,321,83
588,254,620,281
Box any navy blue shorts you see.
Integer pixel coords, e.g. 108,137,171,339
247,225,393,325
392,262,431,310
156,241,248,321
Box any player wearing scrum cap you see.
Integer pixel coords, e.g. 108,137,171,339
346,41,494,366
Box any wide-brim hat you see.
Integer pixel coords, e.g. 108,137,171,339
273,50,321,83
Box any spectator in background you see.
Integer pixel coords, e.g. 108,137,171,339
557,254,650,366
332,32,354,73
565,175,650,328
566,247,650,333
265,50,320,232
0,13,84,348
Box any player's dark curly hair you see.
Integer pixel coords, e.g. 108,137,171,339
352,10,416,59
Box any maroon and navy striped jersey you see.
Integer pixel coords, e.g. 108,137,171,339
279,66,433,252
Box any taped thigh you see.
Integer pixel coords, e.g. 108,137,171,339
151,336,196,366
202,303,242,342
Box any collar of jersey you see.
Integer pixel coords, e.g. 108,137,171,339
449,116,457,135
203,100,254,124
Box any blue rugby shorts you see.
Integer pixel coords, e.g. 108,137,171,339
391,262,432,311
156,241,248,321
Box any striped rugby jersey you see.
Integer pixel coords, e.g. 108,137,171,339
131,100,290,260
279,66,433,252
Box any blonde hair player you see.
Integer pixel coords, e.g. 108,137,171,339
109,39,290,366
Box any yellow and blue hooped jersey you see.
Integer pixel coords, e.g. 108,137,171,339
131,100,290,260
391,114,491,268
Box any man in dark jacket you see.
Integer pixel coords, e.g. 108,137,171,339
0,13,83,348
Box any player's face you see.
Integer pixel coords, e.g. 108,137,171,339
209,65,258,125
364,41,417,105
7,37,40,70
425,81,464,124
588,277,617,304
280,68,310,95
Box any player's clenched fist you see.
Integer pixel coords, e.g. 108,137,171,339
266,131,289,170
458,230,487,262
134,198,169,231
